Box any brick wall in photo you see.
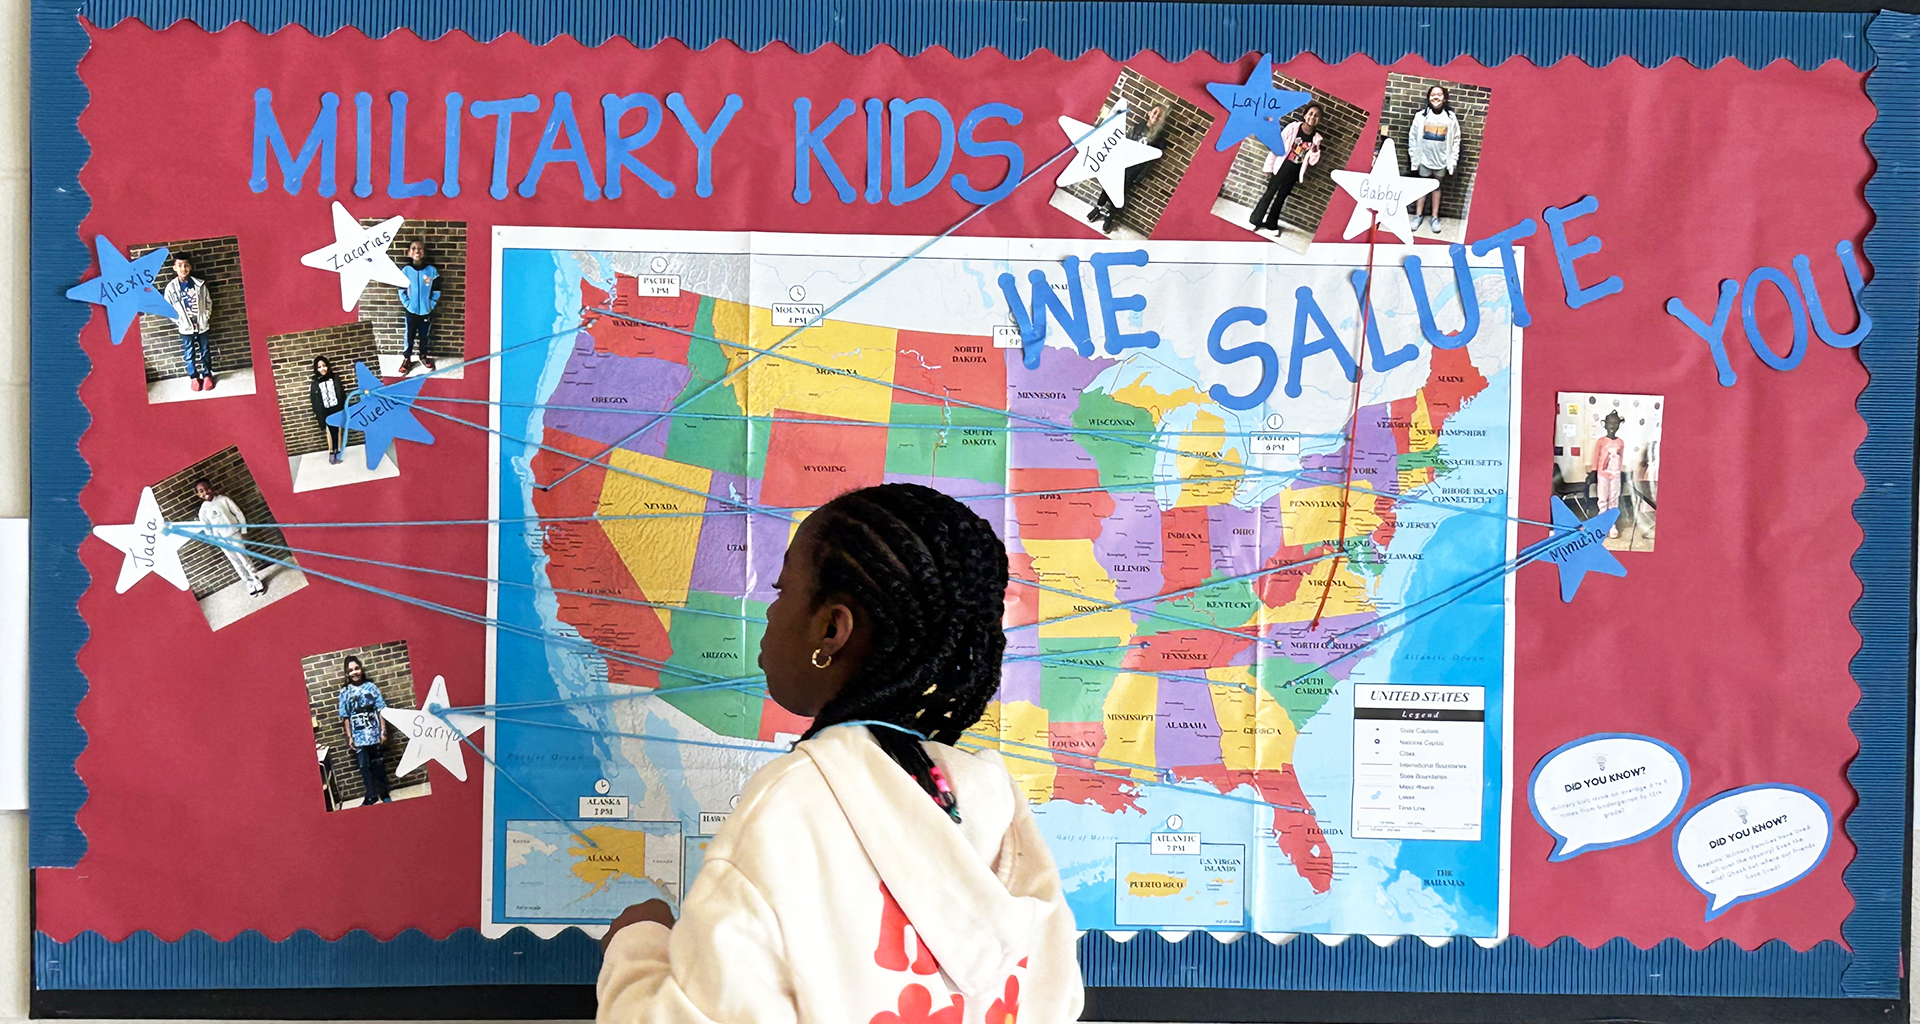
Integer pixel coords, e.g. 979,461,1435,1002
128,235,253,383
151,445,290,600
1377,74,1493,224
268,323,379,458
299,640,431,808
1061,69,1216,238
1216,75,1373,235
357,220,466,364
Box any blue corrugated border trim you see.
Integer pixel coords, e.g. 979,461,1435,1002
1845,8,1920,1003
31,930,1856,996
28,0,94,869
75,0,1872,70
25,0,1907,1001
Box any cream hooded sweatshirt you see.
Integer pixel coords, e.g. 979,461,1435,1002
597,724,1084,1024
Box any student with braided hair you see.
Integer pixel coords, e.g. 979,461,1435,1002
597,483,1083,1024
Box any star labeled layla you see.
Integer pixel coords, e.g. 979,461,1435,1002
64,236,179,346
325,361,436,470
380,675,489,782
1054,100,1163,210
90,486,191,594
300,202,409,311
1523,496,1628,602
1330,138,1439,245
1204,54,1313,153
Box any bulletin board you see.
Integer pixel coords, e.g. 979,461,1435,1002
26,2,1916,1021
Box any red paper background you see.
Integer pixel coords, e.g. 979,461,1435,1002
41,21,1873,952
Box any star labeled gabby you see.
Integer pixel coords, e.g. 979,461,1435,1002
1330,138,1439,245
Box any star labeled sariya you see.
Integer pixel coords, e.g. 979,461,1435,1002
380,675,490,782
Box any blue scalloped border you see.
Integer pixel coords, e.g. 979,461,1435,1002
1845,8,1919,1002
27,0,1908,1000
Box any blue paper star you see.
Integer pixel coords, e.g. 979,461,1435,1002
1522,496,1628,602
326,362,435,470
64,236,178,346
1204,54,1313,153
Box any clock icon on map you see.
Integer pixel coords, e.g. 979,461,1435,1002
594,779,611,795
650,256,668,273
788,285,806,302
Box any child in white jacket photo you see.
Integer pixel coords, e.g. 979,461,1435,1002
597,483,1083,1024
1406,84,1463,234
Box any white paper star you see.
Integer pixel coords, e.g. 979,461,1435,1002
1055,101,1163,210
380,675,489,782
90,486,191,594
1330,138,1439,245
300,202,408,311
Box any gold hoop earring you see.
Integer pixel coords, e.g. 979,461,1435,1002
810,648,832,669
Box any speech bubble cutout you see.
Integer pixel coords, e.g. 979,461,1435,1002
1528,733,1690,860
1672,784,1832,920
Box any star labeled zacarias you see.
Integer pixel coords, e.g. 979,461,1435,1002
1054,99,1163,210
1330,137,1439,245
326,361,435,471
380,675,489,782
1204,54,1313,153
299,201,409,311
64,236,179,346
1522,496,1628,602
89,486,192,594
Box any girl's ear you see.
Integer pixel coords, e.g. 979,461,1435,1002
816,601,857,657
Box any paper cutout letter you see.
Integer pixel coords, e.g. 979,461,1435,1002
299,201,408,310
65,237,178,346
90,486,191,593
380,675,490,782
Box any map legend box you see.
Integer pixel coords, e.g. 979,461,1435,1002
1351,685,1486,841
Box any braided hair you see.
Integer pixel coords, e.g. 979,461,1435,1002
796,483,1008,820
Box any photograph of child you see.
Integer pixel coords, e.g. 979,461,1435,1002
1208,72,1371,253
300,641,433,812
1047,69,1214,240
268,322,401,492
127,236,258,404
1552,392,1663,552
151,444,308,629
1374,74,1493,243
357,220,466,379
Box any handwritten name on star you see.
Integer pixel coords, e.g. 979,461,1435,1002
327,225,397,270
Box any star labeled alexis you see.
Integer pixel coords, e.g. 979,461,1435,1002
325,361,435,470
1204,54,1313,153
1055,99,1163,211
90,486,191,594
380,675,489,782
300,202,409,311
1330,138,1439,245
65,236,179,346
1523,496,1629,602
